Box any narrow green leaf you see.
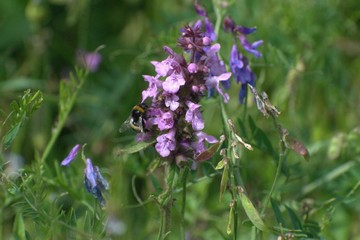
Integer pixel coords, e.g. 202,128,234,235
285,205,302,230
166,163,179,188
239,191,267,231
149,174,163,194
219,164,228,202
270,198,286,226
2,89,43,150
2,122,21,149
271,226,308,238
119,140,155,154
148,157,161,173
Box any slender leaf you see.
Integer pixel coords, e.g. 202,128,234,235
119,140,155,154
219,164,229,202
270,198,286,226
238,191,267,231
285,205,302,230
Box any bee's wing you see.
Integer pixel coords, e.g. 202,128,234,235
139,116,144,133
119,116,131,133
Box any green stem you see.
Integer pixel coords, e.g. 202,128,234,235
157,163,177,240
212,0,223,37
260,140,286,217
180,167,189,240
40,69,88,164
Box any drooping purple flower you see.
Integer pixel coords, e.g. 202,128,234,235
185,101,205,131
155,129,176,157
164,93,180,111
84,158,109,207
61,144,81,166
204,17,216,42
194,0,206,17
163,73,185,93
194,1,216,42
205,72,232,103
203,43,230,90
77,50,102,73
94,166,110,191
230,45,256,103
193,131,218,155
142,75,162,102
223,16,257,35
84,158,97,191
153,111,174,131
234,25,257,35
239,35,263,58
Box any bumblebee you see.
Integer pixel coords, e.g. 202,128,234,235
119,103,148,133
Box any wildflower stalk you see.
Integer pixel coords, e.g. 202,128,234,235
157,162,178,240
220,98,243,239
180,167,189,240
40,68,88,164
260,114,286,217
212,0,224,37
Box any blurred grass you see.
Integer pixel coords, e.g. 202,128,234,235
1,0,360,239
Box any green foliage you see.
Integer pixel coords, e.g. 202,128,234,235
0,0,359,239
1,89,43,150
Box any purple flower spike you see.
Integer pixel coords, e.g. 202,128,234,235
61,144,81,166
185,101,205,131
163,73,185,93
155,129,176,157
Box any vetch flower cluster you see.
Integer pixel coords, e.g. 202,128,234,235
224,16,263,104
61,144,109,207
139,4,230,162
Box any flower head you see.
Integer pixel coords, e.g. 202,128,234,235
135,5,236,163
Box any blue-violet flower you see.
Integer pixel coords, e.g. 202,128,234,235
61,144,81,166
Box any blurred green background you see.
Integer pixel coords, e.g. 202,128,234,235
1,0,360,239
